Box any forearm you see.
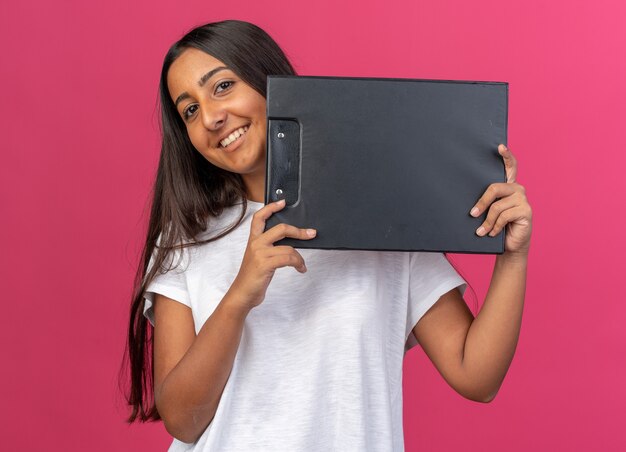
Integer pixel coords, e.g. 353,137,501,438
461,252,528,401
157,290,251,443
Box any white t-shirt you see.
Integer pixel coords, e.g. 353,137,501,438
143,199,467,452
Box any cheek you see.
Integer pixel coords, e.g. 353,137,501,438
253,105,267,136
256,119,267,137
255,100,267,121
188,128,212,154
258,126,267,148
186,129,219,165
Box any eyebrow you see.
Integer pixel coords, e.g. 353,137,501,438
174,66,229,107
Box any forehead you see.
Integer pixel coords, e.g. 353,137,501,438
167,48,227,100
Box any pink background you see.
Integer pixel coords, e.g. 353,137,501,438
1,0,624,450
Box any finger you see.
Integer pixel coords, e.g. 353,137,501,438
267,253,308,273
262,223,317,245
498,144,517,183
257,246,307,269
271,247,307,271
267,245,302,257
470,182,521,218
250,199,286,238
475,195,522,236
487,205,528,237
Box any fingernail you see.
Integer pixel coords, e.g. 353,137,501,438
306,229,317,237
476,226,485,236
470,207,480,217
277,199,285,205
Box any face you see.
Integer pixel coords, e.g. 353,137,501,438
167,48,267,185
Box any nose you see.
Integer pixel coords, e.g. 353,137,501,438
200,102,227,131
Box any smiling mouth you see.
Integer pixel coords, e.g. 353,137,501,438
219,125,249,148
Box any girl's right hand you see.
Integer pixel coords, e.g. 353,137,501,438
227,199,316,312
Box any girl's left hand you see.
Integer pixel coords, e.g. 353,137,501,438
469,144,533,256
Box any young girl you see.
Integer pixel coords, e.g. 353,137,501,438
122,19,532,451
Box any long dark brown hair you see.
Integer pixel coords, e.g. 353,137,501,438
119,20,296,423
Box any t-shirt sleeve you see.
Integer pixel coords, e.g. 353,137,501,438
142,244,192,328
405,252,468,352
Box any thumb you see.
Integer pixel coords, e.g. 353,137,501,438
498,144,517,183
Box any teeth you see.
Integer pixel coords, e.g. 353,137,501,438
220,126,248,148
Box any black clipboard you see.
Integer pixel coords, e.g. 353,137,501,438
264,75,508,254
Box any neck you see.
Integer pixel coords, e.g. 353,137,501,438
242,172,265,203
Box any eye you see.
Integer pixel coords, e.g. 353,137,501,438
215,80,234,94
182,104,198,121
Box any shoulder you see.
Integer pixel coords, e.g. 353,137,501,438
188,201,252,247
185,201,258,267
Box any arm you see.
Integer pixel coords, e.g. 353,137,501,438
413,144,532,402
154,200,315,443
413,252,527,402
154,292,251,443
